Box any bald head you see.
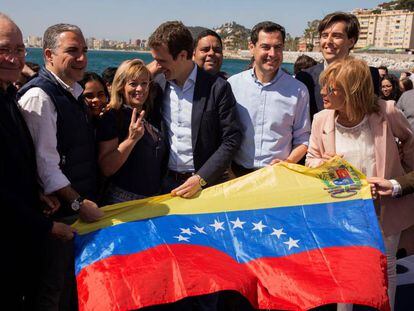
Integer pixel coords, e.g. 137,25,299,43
0,13,25,88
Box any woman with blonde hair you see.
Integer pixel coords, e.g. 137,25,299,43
306,57,414,310
96,59,167,204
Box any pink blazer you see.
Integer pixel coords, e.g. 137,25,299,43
306,99,414,235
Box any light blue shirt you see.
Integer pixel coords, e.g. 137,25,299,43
162,63,198,172
228,68,310,168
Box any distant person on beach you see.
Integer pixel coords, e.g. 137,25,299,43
18,23,103,310
305,57,414,311
0,13,75,309
378,65,388,79
102,66,117,94
228,21,310,177
193,29,228,79
149,21,241,198
380,74,401,101
96,59,167,204
80,71,109,120
296,11,380,121
293,54,318,76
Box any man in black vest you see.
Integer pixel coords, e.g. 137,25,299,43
0,13,76,309
296,12,380,121
18,23,103,310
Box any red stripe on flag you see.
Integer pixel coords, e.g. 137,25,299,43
76,245,389,311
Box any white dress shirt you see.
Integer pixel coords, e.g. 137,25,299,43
162,63,198,172
18,70,84,194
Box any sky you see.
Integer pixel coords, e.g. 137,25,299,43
3,0,384,40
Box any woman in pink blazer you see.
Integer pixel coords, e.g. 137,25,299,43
305,57,414,310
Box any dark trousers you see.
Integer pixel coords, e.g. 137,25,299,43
161,172,186,194
35,237,78,311
231,162,257,178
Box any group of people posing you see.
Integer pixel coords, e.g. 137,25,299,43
1,9,414,311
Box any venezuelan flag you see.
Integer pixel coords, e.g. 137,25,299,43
73,158,388,311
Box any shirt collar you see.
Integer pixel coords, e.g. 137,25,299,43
169,62,198,91
249,67,283,87
48,69,84,99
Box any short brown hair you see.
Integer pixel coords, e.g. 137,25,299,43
250,21,286,44
320,57,379,122
148,21,193,60
318,12,360,49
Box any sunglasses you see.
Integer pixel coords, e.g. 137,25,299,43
327,85,338,95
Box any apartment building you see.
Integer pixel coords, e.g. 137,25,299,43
353,9,414,50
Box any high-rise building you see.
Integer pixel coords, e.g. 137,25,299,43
353,9,414,50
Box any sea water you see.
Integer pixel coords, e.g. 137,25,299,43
26,48,294,76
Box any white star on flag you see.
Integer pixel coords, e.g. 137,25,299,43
252,220,267,232
284,237,300,250
180,228,195,235
209,219,225,232
230,217,246,229
270,228,286,239
193,225,207,234
174,235,190,242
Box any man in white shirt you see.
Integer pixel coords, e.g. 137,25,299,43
18,23,103,310
228,21,310,177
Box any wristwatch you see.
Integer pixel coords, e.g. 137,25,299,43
71,196,85,211
195,174,207,187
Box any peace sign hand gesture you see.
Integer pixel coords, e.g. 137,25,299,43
128,108,145,141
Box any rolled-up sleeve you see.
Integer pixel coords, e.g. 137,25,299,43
292,86,311,147
18,88,70,194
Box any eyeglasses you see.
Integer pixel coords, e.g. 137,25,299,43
327,85,338,95
0,46,27,58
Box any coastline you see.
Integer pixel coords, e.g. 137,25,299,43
26,47,414,71
223,50,414,71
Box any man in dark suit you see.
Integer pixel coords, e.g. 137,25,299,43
296,12,380,120
0,13,75,309
148,21,241,198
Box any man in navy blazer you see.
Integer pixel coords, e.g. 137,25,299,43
296,12,380,121
149,21,241,198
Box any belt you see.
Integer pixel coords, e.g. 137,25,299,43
167,170,194,182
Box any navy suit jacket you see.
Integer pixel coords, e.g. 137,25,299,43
156,66,242,186
296,62,380,121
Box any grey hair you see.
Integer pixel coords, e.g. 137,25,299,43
43,23,83,50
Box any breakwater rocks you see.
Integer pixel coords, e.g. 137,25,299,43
225,50,414,71
283,51,414,71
